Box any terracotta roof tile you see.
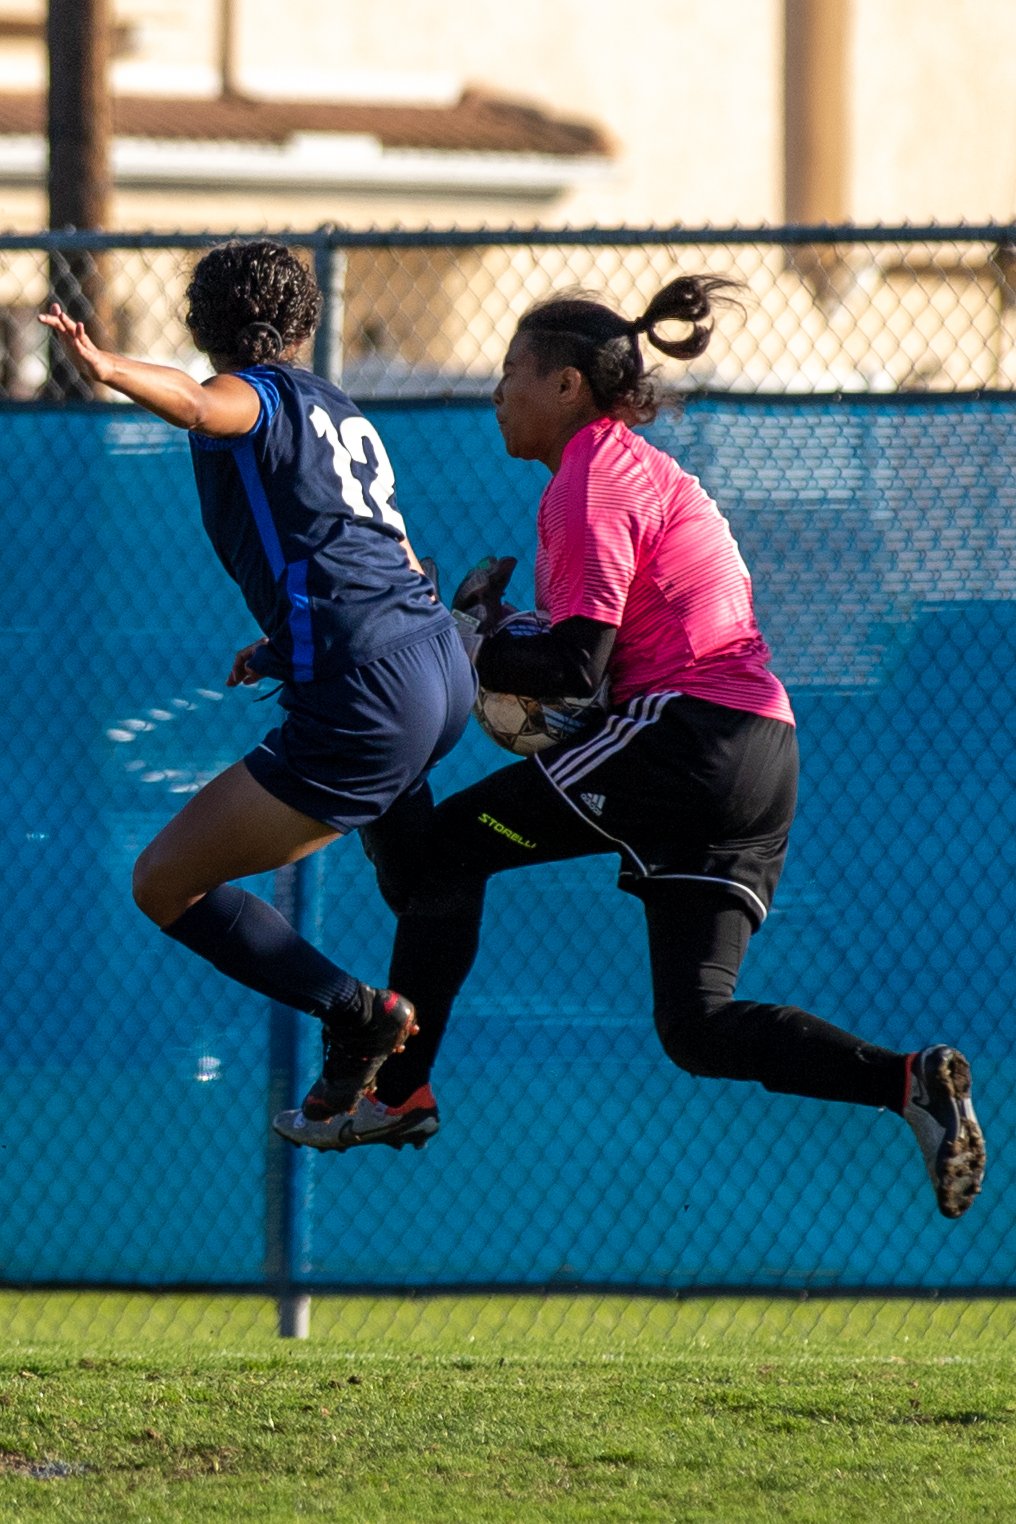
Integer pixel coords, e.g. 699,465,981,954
0,88,611,157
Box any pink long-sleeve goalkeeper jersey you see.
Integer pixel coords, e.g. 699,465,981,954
533,417,795,723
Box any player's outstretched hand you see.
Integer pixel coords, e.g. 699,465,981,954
38,303,115,385
227,637,270,687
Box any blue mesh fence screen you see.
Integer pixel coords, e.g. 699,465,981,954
2,393,1013,1292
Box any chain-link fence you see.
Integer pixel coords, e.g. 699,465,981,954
4,223,1016,399
2,225,1014,1346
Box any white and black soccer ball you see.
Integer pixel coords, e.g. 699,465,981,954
473,610,610,756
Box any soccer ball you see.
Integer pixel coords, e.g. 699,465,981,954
473,610,610,756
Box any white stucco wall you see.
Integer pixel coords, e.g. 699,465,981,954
849,0,1016,222
0,0,1013,227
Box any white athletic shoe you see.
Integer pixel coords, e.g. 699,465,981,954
903,1046,986,1219
273,1084,439,1153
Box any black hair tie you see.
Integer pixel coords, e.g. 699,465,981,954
238,321,284,358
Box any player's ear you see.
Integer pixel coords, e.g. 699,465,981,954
558,366,587,405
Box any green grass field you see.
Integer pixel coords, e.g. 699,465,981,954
0,1293,1013,1522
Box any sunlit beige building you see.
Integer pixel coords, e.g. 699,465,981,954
0,1,1013,394
0,0,1013,232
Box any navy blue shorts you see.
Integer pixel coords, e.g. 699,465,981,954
243,625,476,832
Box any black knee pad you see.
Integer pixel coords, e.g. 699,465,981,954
361,829,426,917
653,1001,728,1079
370,855,416,917
363,813,489,920
401,871,487,922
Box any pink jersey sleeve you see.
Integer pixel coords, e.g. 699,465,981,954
533,419,794,723
536,427,650,626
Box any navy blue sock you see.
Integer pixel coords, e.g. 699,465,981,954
163,884,360,1018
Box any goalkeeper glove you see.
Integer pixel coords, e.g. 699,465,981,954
450,555,518,663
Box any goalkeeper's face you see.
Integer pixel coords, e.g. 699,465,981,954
493,335,586,471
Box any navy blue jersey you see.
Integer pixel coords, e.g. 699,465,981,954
189,365,451,681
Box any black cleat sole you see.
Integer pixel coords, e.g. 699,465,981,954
929,1048,986,1220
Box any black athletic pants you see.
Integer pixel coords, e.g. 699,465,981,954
361,761,908,1113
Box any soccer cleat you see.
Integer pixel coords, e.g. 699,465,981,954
903,1045,986,1219
340,1085,439,1151
303,985,418,1122
272,1084,439,1153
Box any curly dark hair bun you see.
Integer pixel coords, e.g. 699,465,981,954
236,322,284,365
184,240,322,367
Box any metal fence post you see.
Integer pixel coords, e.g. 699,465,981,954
265,860,314,1339
313,231,346,384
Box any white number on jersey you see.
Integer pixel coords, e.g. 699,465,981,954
309,405,406,536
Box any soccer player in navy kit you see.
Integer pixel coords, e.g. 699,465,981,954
41,240,476,1126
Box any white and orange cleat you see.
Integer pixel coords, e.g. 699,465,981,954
272,985,418,1151
273,1083,439,1153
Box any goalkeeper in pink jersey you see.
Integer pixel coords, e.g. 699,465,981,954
274,276,986,1220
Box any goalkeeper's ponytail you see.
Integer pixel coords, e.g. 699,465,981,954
516,275,744,424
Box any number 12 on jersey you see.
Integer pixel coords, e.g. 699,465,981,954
309,404,406,536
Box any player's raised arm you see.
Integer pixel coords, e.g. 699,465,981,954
38,303,260,436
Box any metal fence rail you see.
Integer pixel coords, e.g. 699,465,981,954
1,225,1014,1345
3,222,1015,399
